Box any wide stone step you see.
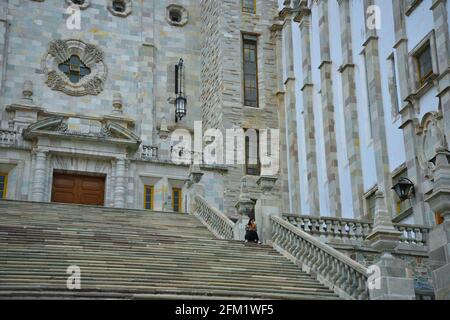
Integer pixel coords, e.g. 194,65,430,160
0,200,340,299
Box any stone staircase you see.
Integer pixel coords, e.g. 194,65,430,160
0,200,339,299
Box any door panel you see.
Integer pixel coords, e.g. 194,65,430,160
52,173,105,206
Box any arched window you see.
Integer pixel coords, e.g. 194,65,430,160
58,55,91,84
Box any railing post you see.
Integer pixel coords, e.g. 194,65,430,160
255,175,279,244
367,191,415,300
186,162,204,214
234,177,255,241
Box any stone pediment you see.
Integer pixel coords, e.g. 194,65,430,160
23,116,141,148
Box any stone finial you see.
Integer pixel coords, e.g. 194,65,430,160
159,117,170,140
188,161,203,184
235,176,255,217
366,190,402,252
22,80,33,101
112,93,123,114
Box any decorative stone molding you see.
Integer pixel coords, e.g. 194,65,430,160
66,0,90,10
43,39,107,96
107,0,132,18
166,4,189,27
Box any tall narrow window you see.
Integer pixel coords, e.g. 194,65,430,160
416,42,433,86
172,188,182,212
0,173,7,199
243,34,259,108
245,129,261,176
242,0,256,14
144,185,154,210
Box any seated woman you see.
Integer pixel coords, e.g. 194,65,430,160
245,218,261,244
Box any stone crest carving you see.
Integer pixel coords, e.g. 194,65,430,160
418,112,447,180
43,39,107,96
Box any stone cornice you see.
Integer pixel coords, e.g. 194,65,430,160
338,63,355,73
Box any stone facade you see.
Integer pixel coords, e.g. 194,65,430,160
0,0,285,217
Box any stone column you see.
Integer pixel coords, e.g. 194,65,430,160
31,149,48,202
394,0,428,225
280,5,301,213
367,191,416,300
255,175,279,244
271,21,290,214
425,147,450,299
317,0,342,217
294,4,320,216
0,0,8,118
336,0,364,219
431,0,450,141
114,157,126,208
363,0,393,216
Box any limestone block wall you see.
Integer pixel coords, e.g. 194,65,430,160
200,0,282,217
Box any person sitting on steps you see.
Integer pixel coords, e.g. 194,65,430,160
245,218,261,244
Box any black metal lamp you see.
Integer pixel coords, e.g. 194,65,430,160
392,178,415,201
175,59,187,122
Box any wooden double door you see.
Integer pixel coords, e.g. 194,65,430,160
51,172,105,206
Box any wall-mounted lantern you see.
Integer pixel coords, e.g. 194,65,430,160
175,59,187,122
392,178,415,201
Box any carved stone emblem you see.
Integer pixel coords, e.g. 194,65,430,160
418,112,447,181
43,39,107,96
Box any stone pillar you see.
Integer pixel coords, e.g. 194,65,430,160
367,191,416,300
271,21,290,214
294,5,320,216
363,0,393,216
234,177,255,240
0,1,8,120
317,0,342,217
280,5,301,213
31,149,48,202
114,157,126,208
394,0,428,225
431,0,450,142
336,0,364,219
425,147,450,299
255,175,279,244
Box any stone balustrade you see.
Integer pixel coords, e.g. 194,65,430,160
283,214,431,246
271,216,369,300
194,195,235,240
0,130,17,146
141,145,159,160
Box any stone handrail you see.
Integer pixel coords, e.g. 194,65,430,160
194,195,235,240
0,130,17,146
271,216,369,300
283,214,431,246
